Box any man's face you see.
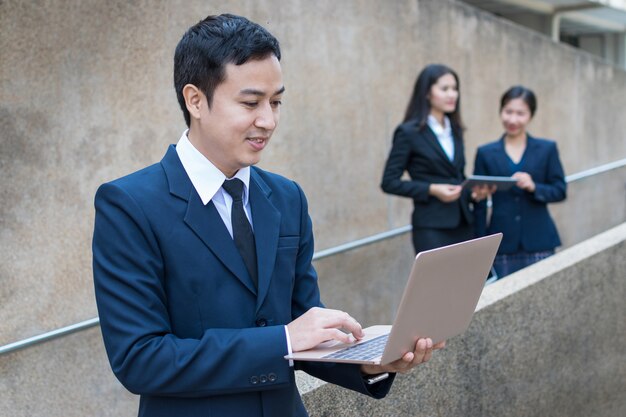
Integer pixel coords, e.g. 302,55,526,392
189,55,284,177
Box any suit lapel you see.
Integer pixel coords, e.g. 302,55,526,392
423,125,457,174
451,133,464,172
493,135,538,175
423,127,451,163
161,145,257,295
520,135,540,172
422,126,458,176
184,192,257,294
249,169,281,312
494,137,513,175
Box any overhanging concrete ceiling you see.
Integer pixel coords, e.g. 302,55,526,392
462,0,626,36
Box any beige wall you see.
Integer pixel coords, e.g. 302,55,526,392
1,0,625,390
302,223,626,417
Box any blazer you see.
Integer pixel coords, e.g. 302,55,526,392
473,135,566,254
381,120,473,229
92,145,393,417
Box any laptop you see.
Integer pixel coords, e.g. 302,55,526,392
285,233,502,365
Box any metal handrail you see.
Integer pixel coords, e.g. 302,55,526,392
0,318,100,355
0,226,412,356
313,225,412,261
2,157,625,356
565,158,626,183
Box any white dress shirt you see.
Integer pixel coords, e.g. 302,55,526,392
175,131,252,237
427,114,455,161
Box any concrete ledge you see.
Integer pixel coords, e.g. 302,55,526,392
300,223,626,416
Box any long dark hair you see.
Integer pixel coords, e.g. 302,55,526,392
500,85,537,117
403,64,464,133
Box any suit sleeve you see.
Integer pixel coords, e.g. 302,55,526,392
472,148,488,237
290,182,395,398
532,142,567,203
93,183,291,398
381,126,431,202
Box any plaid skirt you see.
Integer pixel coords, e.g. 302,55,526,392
493,250,555,280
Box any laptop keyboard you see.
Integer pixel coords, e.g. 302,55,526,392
322,334,389,361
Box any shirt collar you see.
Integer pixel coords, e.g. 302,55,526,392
427,114,451,136
175,130,251,205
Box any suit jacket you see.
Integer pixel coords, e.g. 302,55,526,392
381,120,472,229
92,145,393,417
473,135,566,253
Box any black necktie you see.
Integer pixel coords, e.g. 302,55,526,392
222,179,258,288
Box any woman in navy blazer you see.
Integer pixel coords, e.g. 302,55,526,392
382,64,479,253
473,86,566,278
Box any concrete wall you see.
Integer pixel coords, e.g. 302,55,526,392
0,327,137,416
1,0,626,412
575,33,626,69
301,223,626,417
552,165,626,249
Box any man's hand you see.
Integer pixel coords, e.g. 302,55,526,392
361,338,446,375
429,184,462,203
287,307,364,352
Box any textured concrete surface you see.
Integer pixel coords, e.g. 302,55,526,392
301,223,626,416
0,327,138,417
1,0,625,413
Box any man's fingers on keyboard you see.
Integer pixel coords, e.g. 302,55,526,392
314,308,363,338
334,313,363,339
324,328,355,344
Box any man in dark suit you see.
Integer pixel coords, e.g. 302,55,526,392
93,14,442,417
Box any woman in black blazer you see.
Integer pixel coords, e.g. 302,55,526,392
381,64,480,253
473,86,566,279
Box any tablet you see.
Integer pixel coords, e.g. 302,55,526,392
462,175,517,191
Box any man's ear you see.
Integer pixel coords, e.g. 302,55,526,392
183,84,204,121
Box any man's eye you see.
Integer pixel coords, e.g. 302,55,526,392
243,102,258,107
271,100,282,108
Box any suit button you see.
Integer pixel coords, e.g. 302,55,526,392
515,216,521,221
260,374,268,383
268,373,277,382
256,318,267,327
250,376,259,385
